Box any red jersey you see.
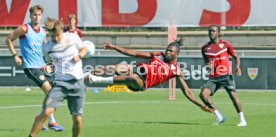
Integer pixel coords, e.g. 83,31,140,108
201,40,235,78
64,27,83,39
137,52,180,89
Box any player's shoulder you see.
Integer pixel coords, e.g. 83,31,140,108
76,28,83,33
64,32,78,39
155,52,163,56
220,39,231,44
43,41,53,52
202,42,210,49
220,39,233,47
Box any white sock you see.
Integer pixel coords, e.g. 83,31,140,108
90,75,113,84
238,112,246,123
48,113,56,124
214,109,223,121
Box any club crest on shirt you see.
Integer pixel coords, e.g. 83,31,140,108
247,68,258,80
219,43,224,48
170,65,177,75
170,65,176,71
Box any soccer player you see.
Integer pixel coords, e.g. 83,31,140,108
29,19,87,137
86,39,213,113
199,25,247,126
6,5,64,131
64,13,83,39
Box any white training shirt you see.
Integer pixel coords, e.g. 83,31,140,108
43,33,84,81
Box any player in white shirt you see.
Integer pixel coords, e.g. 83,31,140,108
29,19,87,137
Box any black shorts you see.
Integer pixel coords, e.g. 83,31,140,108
24,68,54,87
202,75,236,95
129,66,146,91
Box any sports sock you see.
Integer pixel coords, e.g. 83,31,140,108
90,75,113,84
214,109,223,121
238,112,246,122
48,113,56,124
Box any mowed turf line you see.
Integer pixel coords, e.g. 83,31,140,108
0,87,276,137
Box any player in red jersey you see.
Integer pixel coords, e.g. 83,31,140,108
64,13,83,39
86,39,213,113
200,25,247,126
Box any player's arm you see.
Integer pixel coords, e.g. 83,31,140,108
201,47,209,65
73,34,87,63
104,42,157,59
6,25,26,66
176,73,213,113
228,44,241,76
78,45,87,59
231,53,241,76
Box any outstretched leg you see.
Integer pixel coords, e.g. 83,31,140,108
87,74,144,91
29,108,55,137
199,88,225,125
226,90,247,126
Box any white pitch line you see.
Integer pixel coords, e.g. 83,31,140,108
0,101,164,109
0,101,276,109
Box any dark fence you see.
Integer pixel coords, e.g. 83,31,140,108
0,56,275,89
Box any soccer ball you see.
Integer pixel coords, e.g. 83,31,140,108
83,40,96,58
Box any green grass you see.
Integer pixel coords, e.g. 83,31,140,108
0,87,276,137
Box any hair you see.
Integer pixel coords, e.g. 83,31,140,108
44,18,64,34
29,5,43,14
68,13,77,20
208,24,220,33
168,38,185,53
208,24,223,37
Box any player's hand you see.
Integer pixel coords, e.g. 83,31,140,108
103,42,116,50
14,55,22,66
236,67,242,76
73,55,81,63
200,105,214,113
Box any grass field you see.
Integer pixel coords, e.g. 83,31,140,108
0,87,276,137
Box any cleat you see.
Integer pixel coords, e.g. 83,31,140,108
212,116,226,126
237,121,247,127
48,123,64,131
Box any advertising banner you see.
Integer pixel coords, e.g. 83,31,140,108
1,0,276,27
0,56,275,89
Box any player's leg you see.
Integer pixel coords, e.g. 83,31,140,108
114,74,145,91
223,75,247,126
29,83,63,136
24,68,64,131
200,79,225,125
29,108,55,137
67,79,85,137
68,97,84,137
72,115,82,137
87,74,144,91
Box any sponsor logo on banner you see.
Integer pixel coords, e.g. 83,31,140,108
247,68,258,80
